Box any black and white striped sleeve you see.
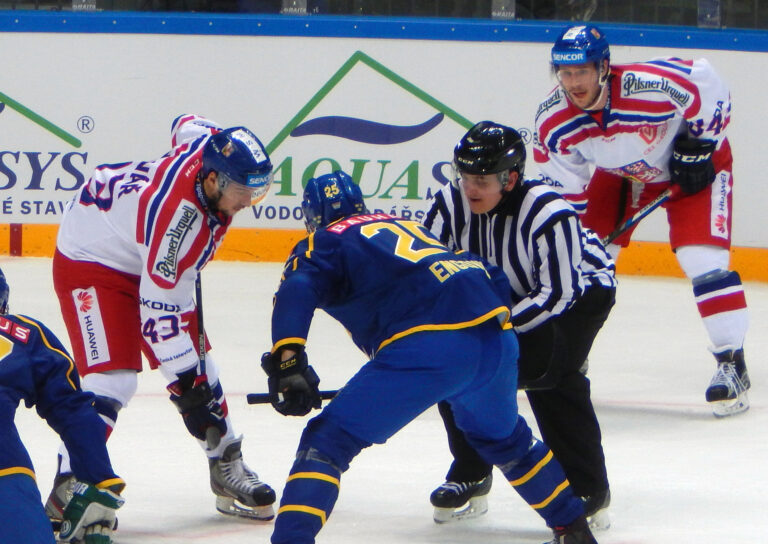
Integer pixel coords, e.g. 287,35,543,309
511,202,585,332
424,184,464,250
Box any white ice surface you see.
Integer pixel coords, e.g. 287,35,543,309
5,256,767,544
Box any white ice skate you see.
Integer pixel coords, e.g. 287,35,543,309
209,439,276,520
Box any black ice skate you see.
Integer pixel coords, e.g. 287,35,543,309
706,348,750,417
209,439,276,520
582,488,610,530
430,473,492,523
546,515,598,544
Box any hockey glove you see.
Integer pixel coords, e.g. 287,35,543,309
669,135,716,195
261,349,322,416
58,481,124,544
167,369,227,441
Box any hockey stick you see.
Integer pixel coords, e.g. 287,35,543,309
195,273,221,450
247,390,338,405
601,186,677,245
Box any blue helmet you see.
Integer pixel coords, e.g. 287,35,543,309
0,268,8,315
551,24,610,67
202,127,274,203
302,170,368,232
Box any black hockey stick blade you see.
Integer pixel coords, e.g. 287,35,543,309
247,390,339,404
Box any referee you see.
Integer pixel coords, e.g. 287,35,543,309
424,121,617,530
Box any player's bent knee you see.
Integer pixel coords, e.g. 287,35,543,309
466,415,534,466
297,416,371,473
675,244,730,278
82,370,138,407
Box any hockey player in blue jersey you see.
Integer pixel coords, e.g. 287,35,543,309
0,268,125,544
260,170,598,544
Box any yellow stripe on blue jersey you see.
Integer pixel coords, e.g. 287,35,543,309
376,306,510,354
16,315,78,391
0,467,36,480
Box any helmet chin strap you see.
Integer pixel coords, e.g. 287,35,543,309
580,62,610,111
580,80,609,112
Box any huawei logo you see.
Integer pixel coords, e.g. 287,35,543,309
76,291,93,312
715,214,727,233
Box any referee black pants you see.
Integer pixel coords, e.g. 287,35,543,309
437,285,616,498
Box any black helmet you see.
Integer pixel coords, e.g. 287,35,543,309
454,121,526,180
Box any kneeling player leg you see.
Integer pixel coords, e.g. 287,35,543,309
272,416,370,544
48,370,135,523
1,473,56,544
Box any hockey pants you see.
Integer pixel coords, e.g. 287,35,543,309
438,285,616,498
271,324,584,544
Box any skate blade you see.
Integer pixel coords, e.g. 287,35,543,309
433,495,488,524
587,507,611,530
215,496,275,521
711,392,750,418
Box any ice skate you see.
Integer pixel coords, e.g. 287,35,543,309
209,439,276,520
582,488,610,530
546,515,598,544
430,473,492,523
44,468,75,530
705,348,750,417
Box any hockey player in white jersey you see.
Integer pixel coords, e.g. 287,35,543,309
534,25,750,417
45,115,278,524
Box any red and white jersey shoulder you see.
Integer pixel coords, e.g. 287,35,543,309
57,115,230,372
170,114,222,148
534,58,732,211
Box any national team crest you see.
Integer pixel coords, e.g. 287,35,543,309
638,125,657,144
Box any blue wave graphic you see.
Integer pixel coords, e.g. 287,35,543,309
291,112,444,145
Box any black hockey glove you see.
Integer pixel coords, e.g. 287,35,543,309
669,135,716,195
167,369,227,441
261,349,322,417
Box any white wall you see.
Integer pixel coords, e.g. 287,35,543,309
0,31,764,246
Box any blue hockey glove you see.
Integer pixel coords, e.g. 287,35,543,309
58,481,124,544
261,349,322,416
669,135,716,195
167,369,227,441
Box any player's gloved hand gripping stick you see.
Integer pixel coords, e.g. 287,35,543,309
602,135,717,245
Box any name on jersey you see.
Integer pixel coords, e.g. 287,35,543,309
622,73,691,106
327,213,392,233
154,204,198,280
0,316,30,343
429,259,488,283
535,90,563,121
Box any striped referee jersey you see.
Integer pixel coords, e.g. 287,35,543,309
424,179,616,332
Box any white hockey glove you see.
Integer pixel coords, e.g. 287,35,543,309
58,481,124,544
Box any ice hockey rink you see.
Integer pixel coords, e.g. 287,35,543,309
6,256,767,544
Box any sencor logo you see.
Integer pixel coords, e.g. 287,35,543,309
552,52,585,62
